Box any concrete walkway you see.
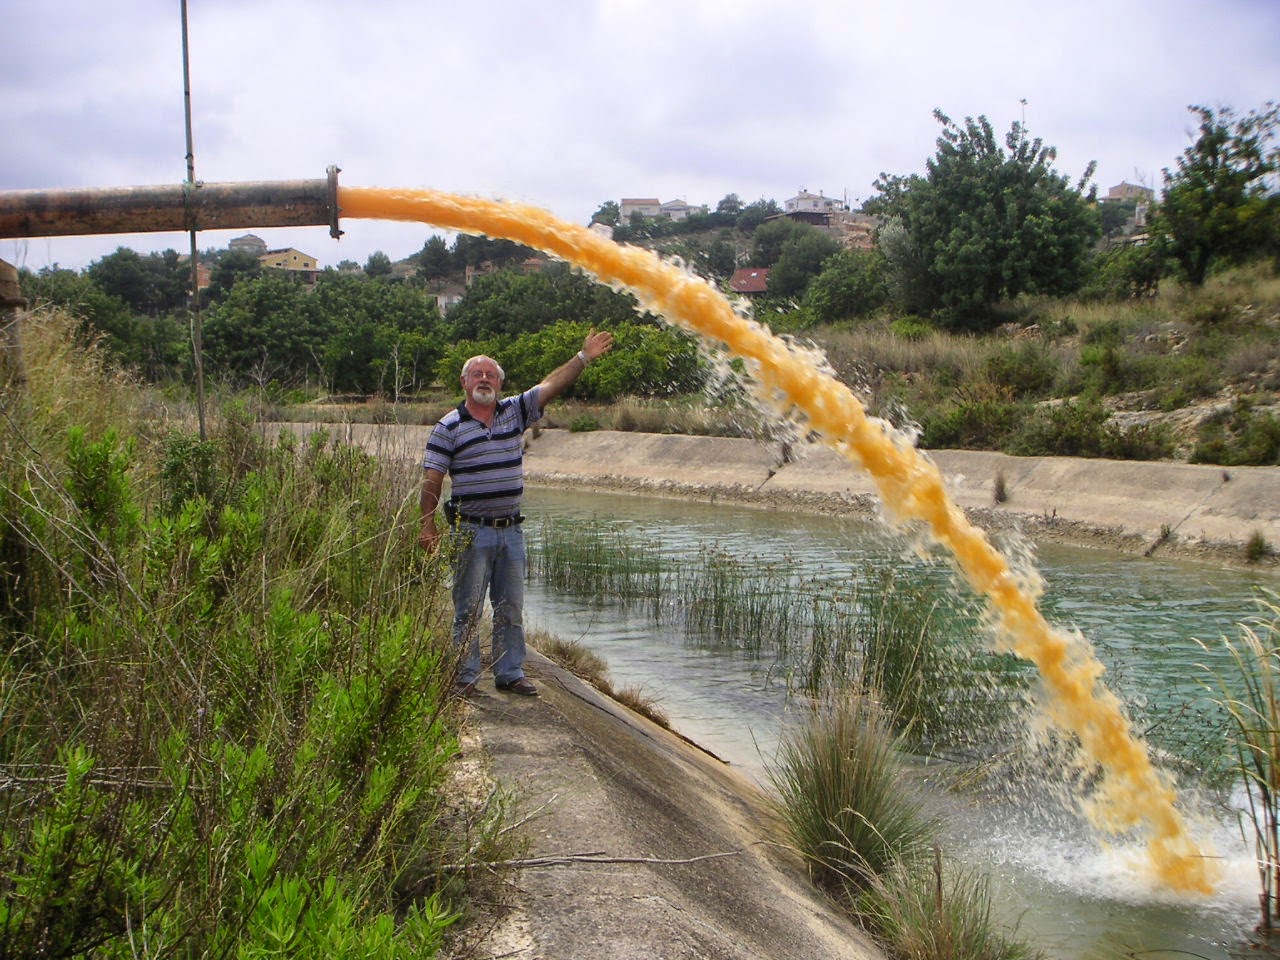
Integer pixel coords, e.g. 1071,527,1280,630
445,653,877,960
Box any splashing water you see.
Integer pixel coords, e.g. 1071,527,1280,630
338,186,1218,894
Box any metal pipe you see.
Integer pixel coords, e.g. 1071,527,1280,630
0,165,342,240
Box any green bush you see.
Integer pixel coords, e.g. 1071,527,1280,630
921,385,1025,451
1191,401,1280,466
0,315,477,956
983,342,1058,398
1007,400,1175,460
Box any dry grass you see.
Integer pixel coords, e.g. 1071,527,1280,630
533,632,670,728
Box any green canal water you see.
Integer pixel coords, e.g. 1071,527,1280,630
520,486,1276,959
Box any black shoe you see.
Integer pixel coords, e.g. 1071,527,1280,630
495,677,538,696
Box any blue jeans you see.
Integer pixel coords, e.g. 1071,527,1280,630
450,523,527,686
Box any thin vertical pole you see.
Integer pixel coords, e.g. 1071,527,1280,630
181,0,207,440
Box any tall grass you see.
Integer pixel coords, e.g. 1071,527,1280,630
531,520,1028,753
1200,591,1280,935
767,695,1040,960
0,310,482,956
768,693,934,887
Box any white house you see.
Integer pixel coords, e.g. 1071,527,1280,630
784,190,848,215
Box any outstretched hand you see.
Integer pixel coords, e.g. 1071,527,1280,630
582,329,614,362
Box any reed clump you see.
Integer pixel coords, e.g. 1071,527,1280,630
1200,591,1280,937
767,695,1040,960
532,521,1028,755
0,310,483,956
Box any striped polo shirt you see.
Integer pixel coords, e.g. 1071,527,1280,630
422,386,543,518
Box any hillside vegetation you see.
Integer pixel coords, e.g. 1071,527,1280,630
14,102,1280,465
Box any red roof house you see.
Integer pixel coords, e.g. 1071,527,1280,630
729,267,770,295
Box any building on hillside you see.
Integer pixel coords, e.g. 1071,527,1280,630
620,198,663,220
1104,182,1155,203
785,190,848,215
177,255,212,291
729,267,769,296
259,248,319,285
660,199,709,221
229,233,268,256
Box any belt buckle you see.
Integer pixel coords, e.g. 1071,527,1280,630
494,516,512,528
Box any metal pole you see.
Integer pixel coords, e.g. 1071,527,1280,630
180,0,206,439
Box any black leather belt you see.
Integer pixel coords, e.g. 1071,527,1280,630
457,513,524,528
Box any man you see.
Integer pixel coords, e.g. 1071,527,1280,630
420,330,615,697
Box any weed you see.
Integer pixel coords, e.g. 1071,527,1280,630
768,693,934,889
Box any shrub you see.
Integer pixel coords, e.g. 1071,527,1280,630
983,342,1058,398
0,310,475,956
768,694,934,889
921,384,1025,451
1008,401,1175,460
1191,402,1280,466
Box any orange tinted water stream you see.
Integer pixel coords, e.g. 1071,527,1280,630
339,186,1217,894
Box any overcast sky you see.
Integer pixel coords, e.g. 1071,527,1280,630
4,0,1278,273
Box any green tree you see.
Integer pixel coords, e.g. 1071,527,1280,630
447,264,648,341
202,273,323,387
868,110,1100,327
802,249,889,324
591,200,621,226
415,235,454,282
736,198,781,232
716,193,744,215
21,266,139,358
749,218,812,268
311,275,442,393
87,247,188,316
364,251,394,278
203,248,262,305
767,228,842,299
1156,102,1279,286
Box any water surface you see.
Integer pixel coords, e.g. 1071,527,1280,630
520,486,1274,958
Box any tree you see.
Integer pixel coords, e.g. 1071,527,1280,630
87,247,188,316
415,235,454,281
736,198,781,232
1156,102,1279,286
803,249,889,324
202,273,323,387
868,110,1100,326
590,201,621,226
767,229,842,299
748,218,812,268
716,193,744,215
364,251,394,278
204,248,262,305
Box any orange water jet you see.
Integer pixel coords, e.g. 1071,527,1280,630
339,186,1218,894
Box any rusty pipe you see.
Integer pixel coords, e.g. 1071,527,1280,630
0,165,342,240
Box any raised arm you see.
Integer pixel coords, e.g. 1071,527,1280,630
537,330,614,406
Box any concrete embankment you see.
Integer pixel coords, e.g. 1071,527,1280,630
520,429,1279,568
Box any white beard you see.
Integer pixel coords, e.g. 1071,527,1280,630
471,385,497,405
